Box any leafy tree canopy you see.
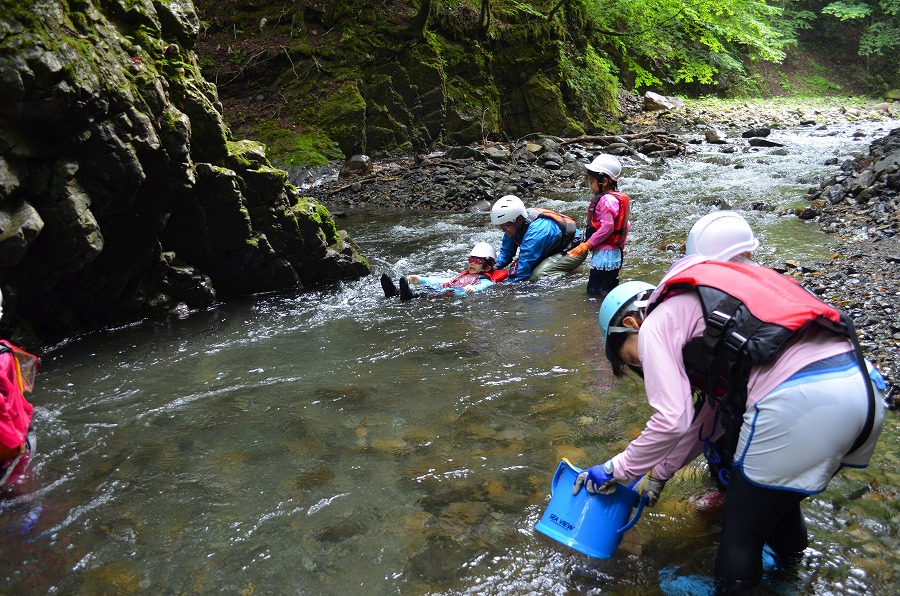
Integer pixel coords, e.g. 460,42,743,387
820,0,900,57
561,0,786,88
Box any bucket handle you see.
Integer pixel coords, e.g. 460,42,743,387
617,492,648,534
549,459,577,497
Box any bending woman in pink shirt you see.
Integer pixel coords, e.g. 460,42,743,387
575,262,886,592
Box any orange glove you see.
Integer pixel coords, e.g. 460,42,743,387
567,242,592,258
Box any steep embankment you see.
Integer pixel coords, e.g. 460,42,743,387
191,1,898,172
0,0,369,347
192,0,621,170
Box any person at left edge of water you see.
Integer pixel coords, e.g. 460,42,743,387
0,288,40,486
576,262,886,593
490,195,586,282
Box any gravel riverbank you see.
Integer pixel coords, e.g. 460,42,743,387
785,126,899,399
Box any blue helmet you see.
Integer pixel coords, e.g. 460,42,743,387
599,281,655,366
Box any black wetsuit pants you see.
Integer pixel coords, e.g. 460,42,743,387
714,470,808,592
587,267,620,296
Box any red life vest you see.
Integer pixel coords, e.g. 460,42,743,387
649,261,847,358
585,191,629,248
648,260,873,459
487,269,509,283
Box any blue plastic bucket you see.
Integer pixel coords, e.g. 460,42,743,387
534,459,647,558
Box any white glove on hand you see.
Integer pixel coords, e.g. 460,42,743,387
636,474,667,507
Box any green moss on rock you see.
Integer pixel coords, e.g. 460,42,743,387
252,122,344,168
293,197,339,245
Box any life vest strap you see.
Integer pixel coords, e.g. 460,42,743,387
840,311,876,456
659,262,874,476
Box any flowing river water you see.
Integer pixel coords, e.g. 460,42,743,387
2,120,899,594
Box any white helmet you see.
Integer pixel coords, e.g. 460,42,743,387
491,195,527,225
469,242,496,260
585,154,622,181
686,211,760,261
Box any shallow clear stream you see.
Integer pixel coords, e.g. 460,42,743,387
2,121,898,594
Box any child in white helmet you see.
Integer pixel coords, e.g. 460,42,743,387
380,242,508,301
567,154,631,298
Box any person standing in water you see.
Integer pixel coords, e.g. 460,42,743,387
566,154,630,298
576,264,886,592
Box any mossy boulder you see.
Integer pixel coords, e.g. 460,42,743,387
0,0,369,346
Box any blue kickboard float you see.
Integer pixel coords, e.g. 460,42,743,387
535,459,648,559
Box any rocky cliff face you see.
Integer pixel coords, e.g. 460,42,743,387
192,1,616,167
0,0,369,346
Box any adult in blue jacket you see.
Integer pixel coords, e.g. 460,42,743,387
491,195,585,282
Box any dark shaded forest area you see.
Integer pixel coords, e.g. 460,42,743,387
191,0,900,166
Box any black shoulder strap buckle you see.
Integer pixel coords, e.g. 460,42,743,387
724,331,748,353
707,309,731,334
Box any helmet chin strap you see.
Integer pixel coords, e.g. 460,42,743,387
607,325,639,334
611,292,651,334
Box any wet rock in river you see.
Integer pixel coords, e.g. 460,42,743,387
705,129,728,144
748,138,784,148
339,154,373,178
742,127,772,138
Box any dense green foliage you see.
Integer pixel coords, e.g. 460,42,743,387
820,0,900,58
576,0,786,88
501,0,897,91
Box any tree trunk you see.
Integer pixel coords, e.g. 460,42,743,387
290,0,308,38
401,0,434,39
548,0,568,18
479,0,491,34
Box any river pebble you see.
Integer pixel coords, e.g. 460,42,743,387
786,127,900,399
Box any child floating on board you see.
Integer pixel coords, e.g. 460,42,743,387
381,242,508,301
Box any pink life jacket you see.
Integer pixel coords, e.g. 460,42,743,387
444,269,508,288
0,341,37,454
